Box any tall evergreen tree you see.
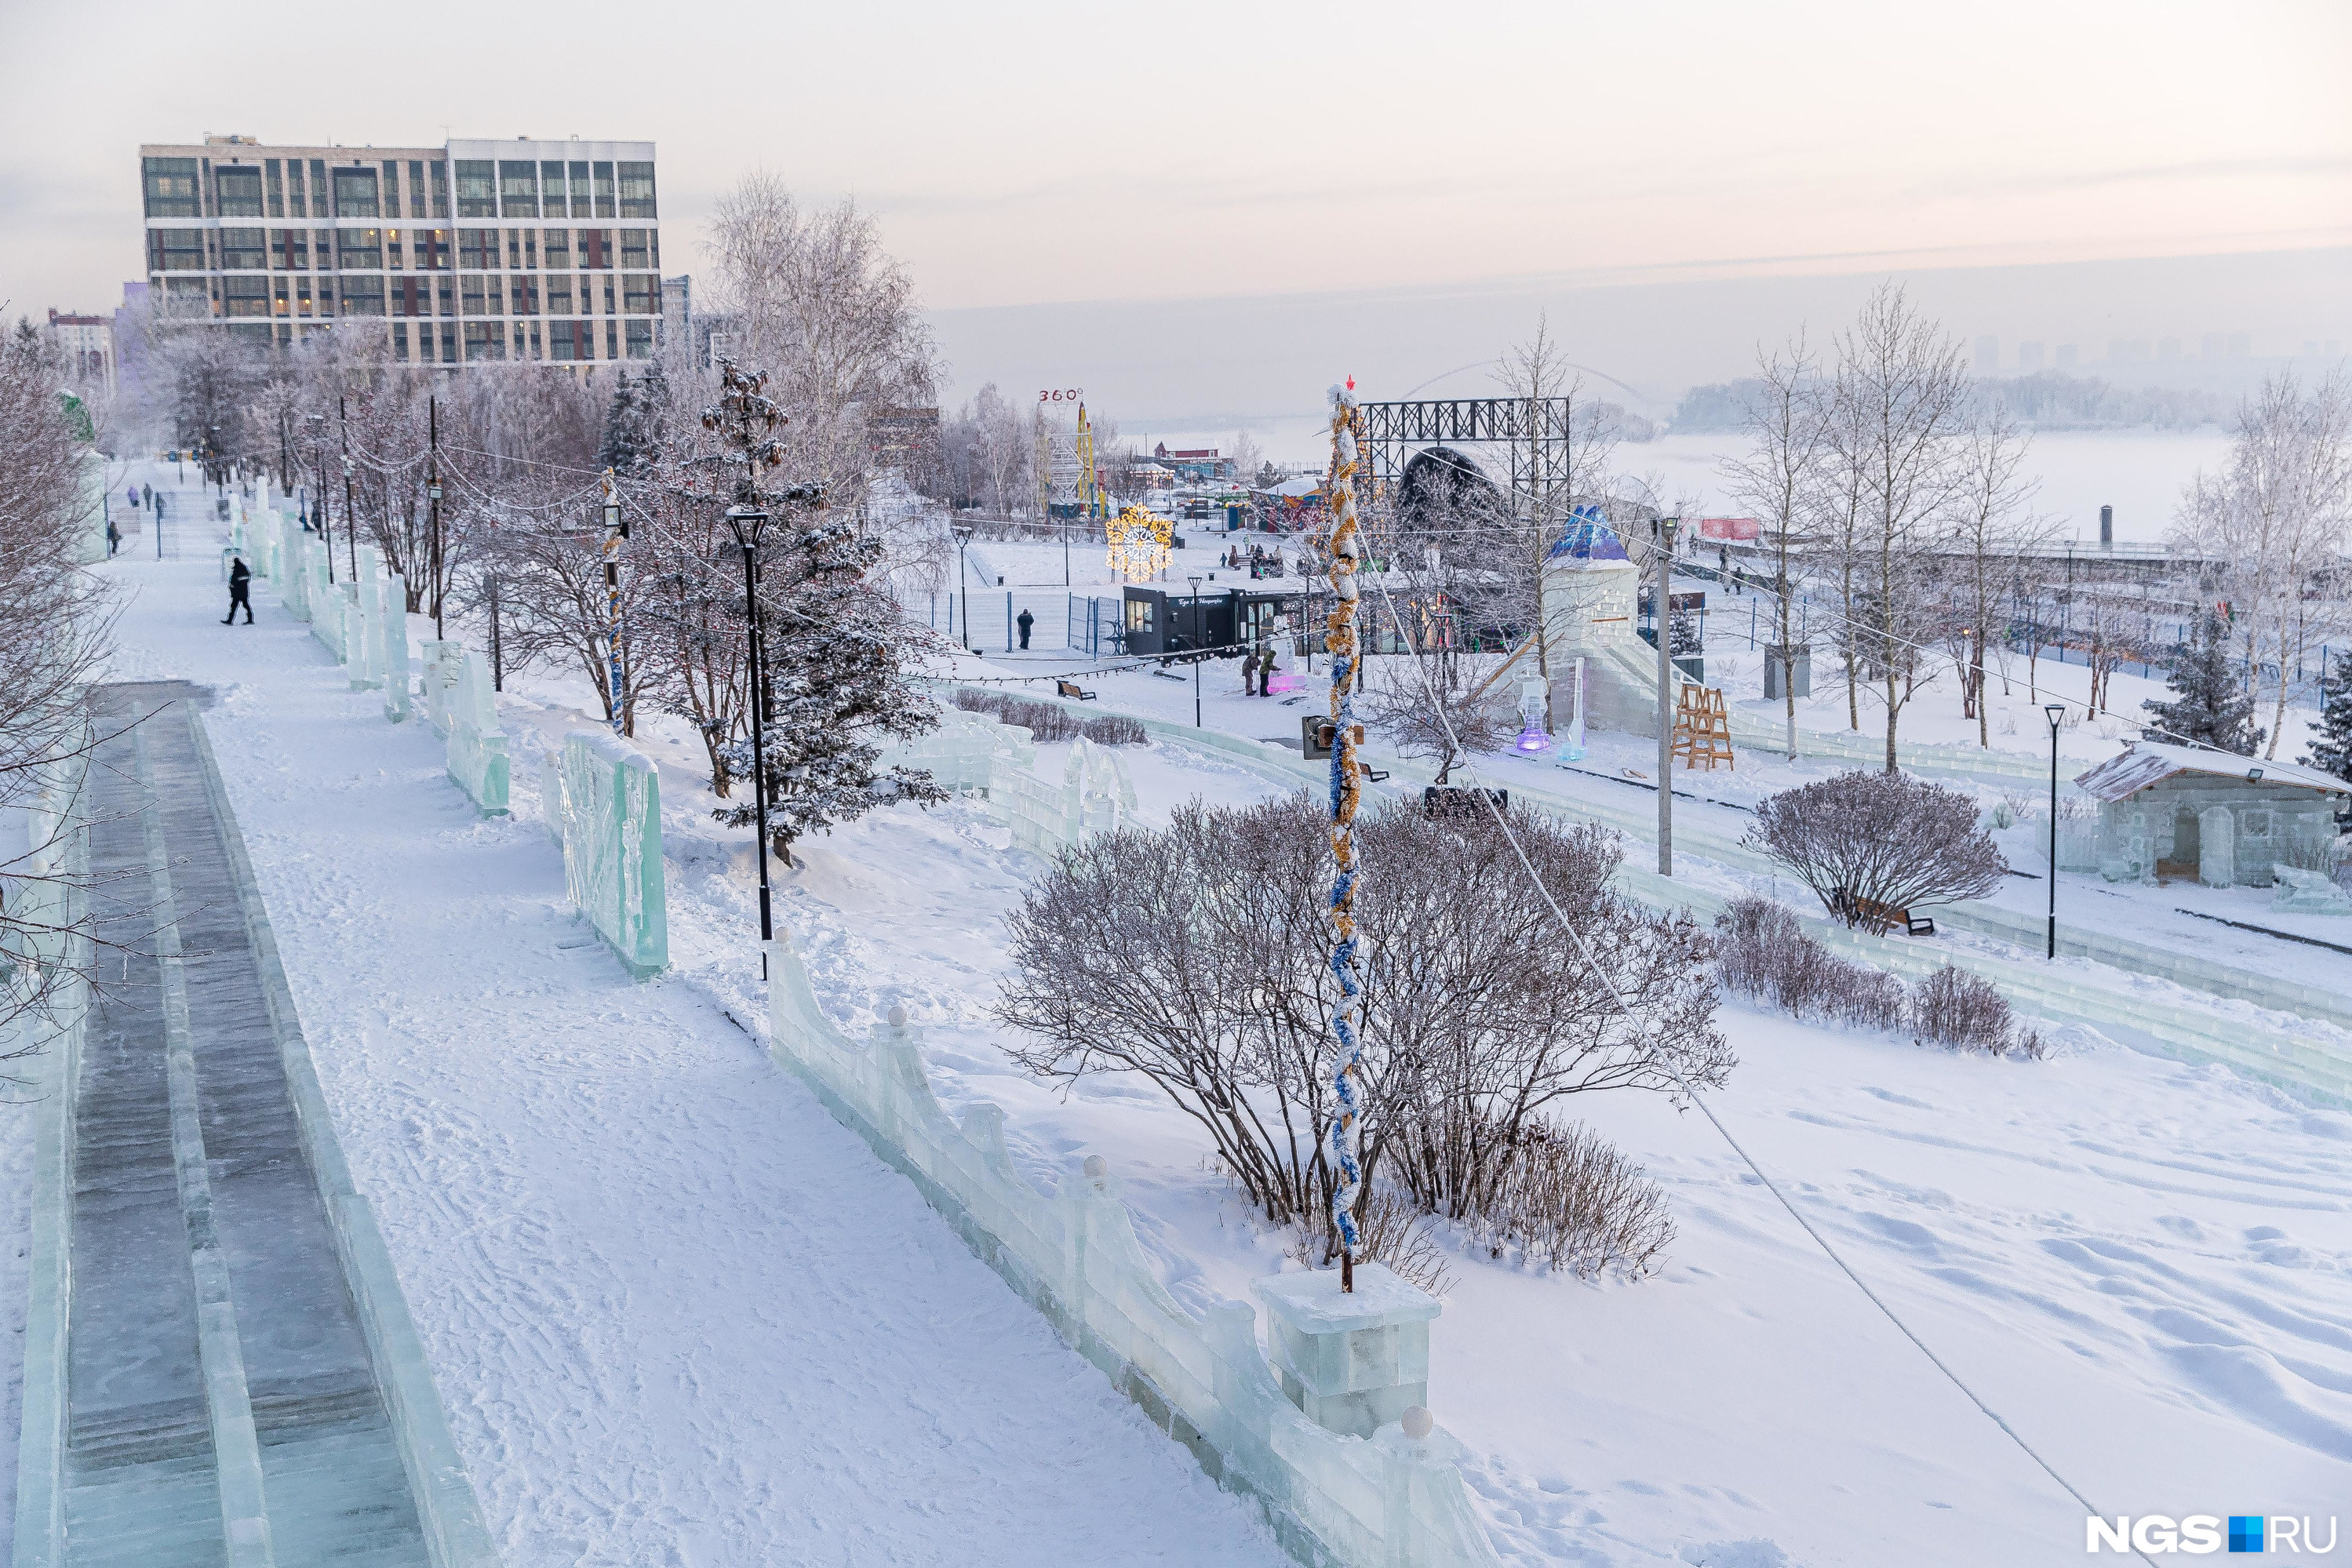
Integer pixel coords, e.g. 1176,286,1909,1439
596,371,663,478
2143,608,2263,754
2302,649,2352,780
716,513,944,864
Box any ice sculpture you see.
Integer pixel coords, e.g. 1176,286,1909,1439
444,652,510,817
555,729,666,978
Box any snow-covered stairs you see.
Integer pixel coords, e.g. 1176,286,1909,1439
46,684,434,1567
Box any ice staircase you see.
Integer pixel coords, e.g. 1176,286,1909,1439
29,683,442,1567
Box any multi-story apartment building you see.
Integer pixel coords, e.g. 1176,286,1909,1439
137,134,664,369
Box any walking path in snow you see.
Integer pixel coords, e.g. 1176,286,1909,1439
93,471,1285,1566
46,681,431,1566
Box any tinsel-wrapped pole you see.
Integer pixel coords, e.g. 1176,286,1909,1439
1323,383,1365,1293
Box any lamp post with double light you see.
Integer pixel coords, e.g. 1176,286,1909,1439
952,522,974,652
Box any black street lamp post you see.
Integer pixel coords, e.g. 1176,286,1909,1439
2045,702,2066,959
1188,574,1204,726
728,503,774,973
953,522,974,652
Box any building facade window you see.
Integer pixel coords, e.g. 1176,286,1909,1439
498,161,538,218
581,229,613,268
430,161,451,219
287,161,308,218
219,228,267,270
395,277,429,317
337,229,383,268
592,161,616,217
458,228,493,271
333,166,380,218
623,274,657,315
382,160,403,220
461,278,488,316
625,320,653,358
340,277,386,315
271,229,310,270
222,278,271,318
387,231,406,270
216,165,264,216
542,228,571,269
265,160,285,217
393,322,410,358
464,321,502,362
455,160,496,218
143,157,201,217
273,278,291,316
149,229,207,271
511,277,540,315
569,162,592,215
436,278,457,317
414,228,449,270
540,160,567,216
546,276,574,314
617,162,656,218
606,321,619,360
548,320,581,361
620,229,652,269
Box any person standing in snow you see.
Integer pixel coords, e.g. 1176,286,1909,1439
1016,607,1034,649
222,556,253,624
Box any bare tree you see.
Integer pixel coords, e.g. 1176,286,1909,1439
703,174,939,518
1941,398,2046,745
0,321,126,1047
1824,285,1972,771
2171,370,2352,759
1721,335,1828,760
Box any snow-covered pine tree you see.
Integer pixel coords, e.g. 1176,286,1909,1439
596,370,664,478
716,511,945,864
2301,649,2352,780
2143,607,2263,754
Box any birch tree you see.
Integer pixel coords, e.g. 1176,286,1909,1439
1721,336,1827,760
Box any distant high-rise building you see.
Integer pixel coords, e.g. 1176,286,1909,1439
1973,334,1998,373
137,133,665,368
45,309,116,398
2201,333,2226,359
2017,340,2045,372
2056,344,2079,368
2228,333,2252,358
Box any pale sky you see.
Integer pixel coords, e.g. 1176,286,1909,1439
4,0,2345,402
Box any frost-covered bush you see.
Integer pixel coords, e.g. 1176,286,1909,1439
1465,1116,1674,1279
1713,895,1906,1031
1287,1179,1451,1295
1910,966,2045,1058
954,688,1145,746
1747,770,2006,927
999,795,1727,1233
1717,896,2044,1057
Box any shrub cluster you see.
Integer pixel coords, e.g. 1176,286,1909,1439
955,688,1147,746
1465,1116,1675,1279
1715,895,2044,1058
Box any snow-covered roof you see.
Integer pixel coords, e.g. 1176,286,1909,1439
1263,478,1322,498
2073,740,2349,802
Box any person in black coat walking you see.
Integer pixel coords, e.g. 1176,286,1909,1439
1016,607,1034,649
223,556,253,624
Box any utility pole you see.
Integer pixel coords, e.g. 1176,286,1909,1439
487,573,504,690
338,392,358,581
428,397,444,638
603,468,628,734
1655,515,1677,877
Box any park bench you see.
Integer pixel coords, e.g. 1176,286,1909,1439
1056,679,1097,701
1833,889,1935,937
1423,786,1508,819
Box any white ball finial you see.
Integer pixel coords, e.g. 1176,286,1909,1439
887,1004,907,1028
1401,1406,1434,1439
1082,1155,1108,1179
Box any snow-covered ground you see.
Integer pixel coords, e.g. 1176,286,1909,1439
72,466,1289,1568
49,464,2349,1568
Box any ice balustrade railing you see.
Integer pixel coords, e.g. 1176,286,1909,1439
763,936,1502,1568
442,650,510,816
542,729,667,978
877,708,1138,854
